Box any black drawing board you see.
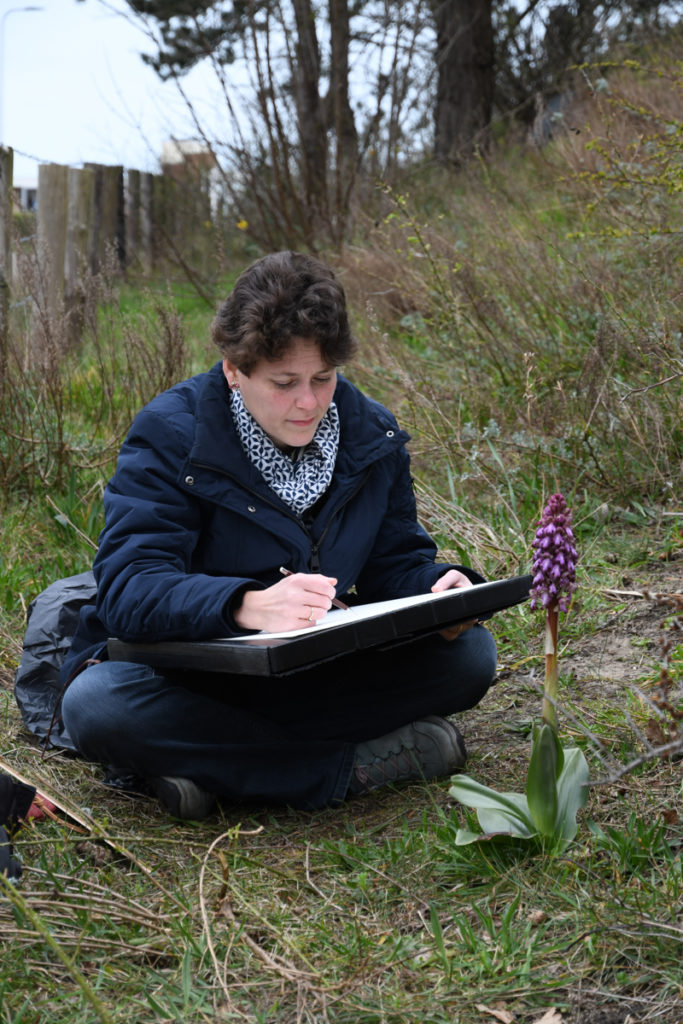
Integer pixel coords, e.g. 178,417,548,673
107,574,532,677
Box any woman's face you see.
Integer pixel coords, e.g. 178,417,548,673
223,337,338,449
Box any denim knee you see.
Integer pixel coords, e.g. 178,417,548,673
61,661,156,760
446,623,498,708
464,623,498,681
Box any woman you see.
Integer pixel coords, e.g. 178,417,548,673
61,252,497,818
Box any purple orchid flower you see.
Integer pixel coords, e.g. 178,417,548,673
529,493,578,730
530,493,578,613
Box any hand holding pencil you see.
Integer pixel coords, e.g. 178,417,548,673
279,567,349,610
232,566,347,634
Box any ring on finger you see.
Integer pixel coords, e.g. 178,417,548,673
307,607,315,622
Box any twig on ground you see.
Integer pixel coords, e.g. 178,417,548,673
304,842,347,917
0,874,117,1024
199,826,264,1019
601,588,683,601
588,735,683,786
0,755,187,910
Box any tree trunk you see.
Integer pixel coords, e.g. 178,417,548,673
431,0,494,165
328,0,357,244
291,0,328,231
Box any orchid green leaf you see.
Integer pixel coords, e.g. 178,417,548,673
454,825,539,846
448,776,536,836
554,747,590,847
454,828,486,845
476,793,537,837
526,723,560,837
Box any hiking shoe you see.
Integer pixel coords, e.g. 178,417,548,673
348,715,467,796
151,776,215,820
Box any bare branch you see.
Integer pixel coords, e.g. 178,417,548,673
619,370,683,401
588,736,683,787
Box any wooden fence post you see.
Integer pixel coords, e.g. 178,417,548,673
0,146,12,387
139,174,154,274
140,172,154,273
151,172,176,265
125,168,140,270
85,163,125,273
65,166,95,345
37,162,69,340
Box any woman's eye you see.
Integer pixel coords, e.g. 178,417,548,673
273,377,331,389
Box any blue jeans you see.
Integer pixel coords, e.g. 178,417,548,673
61,625,497,810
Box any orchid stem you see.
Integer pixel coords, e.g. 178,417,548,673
543,605,559,731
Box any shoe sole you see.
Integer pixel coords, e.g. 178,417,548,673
414,715,467,773
151,776,215,820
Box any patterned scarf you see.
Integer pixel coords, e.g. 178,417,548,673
229,387,340,515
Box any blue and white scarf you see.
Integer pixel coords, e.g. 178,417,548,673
229,387,340,515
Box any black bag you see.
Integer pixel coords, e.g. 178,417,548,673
14,572,97,752
14,572,152,796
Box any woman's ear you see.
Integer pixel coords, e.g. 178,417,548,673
222,359,240,390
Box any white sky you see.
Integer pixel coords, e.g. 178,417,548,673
3,0,224,183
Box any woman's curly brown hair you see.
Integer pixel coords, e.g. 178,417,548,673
212,251,358,374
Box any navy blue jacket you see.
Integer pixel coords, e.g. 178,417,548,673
63,363,478,679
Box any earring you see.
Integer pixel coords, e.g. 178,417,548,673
229,380,240,390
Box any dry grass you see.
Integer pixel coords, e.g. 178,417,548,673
1,44,682,1024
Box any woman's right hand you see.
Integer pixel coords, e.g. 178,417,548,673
233,573,339,633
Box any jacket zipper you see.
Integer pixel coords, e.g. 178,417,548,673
308,467,372,572
189,461,373,573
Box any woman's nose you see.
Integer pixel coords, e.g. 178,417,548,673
295,386,317,409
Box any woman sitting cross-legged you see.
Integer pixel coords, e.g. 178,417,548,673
61,251,497,819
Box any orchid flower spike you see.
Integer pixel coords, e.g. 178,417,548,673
529,493,578,613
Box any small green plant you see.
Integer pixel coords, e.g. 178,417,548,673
449,493,590,853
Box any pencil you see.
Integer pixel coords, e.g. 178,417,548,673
278,566,349,611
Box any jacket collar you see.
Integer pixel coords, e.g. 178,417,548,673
188,362,408,483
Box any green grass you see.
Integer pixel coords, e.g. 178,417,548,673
1,47,682,1024
0,746,681,1022
1,521,680,1022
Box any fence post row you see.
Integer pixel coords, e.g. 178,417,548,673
1,153,211,351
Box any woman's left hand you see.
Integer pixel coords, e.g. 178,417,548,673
431,569,477,641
